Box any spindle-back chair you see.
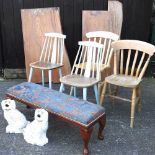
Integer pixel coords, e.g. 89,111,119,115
86,31,119,88
28,32,66,89
100,40,155,128
70,31,119,96
60,41,104,104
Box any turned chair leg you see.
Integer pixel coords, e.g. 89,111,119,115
98,115,106,140
28,67,33,82
70,86,73,96
73,87,77,97
59,83,64,92
58,68,65,92
100,82,107,105
41,69,45,86
83,88,87,101
80,128,93,155
130,88,136,128
48,70,52,89
93,84,99,105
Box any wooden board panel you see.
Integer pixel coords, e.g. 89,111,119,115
21,7,71,83
82,1,123,40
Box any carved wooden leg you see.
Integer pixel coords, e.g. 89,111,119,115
130,88,136,128
98,115,106,140
80,128,93,155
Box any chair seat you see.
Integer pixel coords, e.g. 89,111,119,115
105,74,141,88
60,74,99,88
30,61,63,70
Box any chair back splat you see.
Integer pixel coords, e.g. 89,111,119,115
28,32,66,89
71,41,104,80
112,40,155,80
39,33,66,65
86,31,119,67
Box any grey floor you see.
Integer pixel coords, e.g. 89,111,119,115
0,78,155,155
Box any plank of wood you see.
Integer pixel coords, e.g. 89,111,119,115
82,1,123,39
21,7,71,83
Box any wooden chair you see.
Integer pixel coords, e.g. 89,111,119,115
100,40,155,128
28,32,66,89
60,41,104,105
86,31,119,91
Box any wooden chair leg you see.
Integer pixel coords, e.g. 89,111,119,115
59,83,64,92
58,68,63,78
130,88,136,128
73,87,77,97
28,67,33,82
41,69,45,86
80,127,93,155
93,84,99,105
98,115,106,140
70,86,73,96
48,70,52,89
83,88,87,100
100,82,107,105
58,68,65,91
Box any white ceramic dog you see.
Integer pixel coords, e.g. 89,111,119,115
1,99,29,133
23,109,48,146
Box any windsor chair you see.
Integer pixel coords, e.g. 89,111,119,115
86,31,119,88
60,41,104,105
100,40,155,128
70,31,119,96
28,32,66,89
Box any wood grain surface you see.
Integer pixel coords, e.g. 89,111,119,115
21,7,71,83
82,1,123,40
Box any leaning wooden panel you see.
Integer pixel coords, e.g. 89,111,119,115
21,7,71,83
82,1,123,40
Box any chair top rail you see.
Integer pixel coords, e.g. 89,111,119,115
86,31,119,41
45,32,66,39
112,40,155,56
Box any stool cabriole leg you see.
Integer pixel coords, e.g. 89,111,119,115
98,115,106,140
80,127,93,155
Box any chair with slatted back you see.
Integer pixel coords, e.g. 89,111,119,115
28,32,66,89
100,40,155,128
59,41,104,105
86,31,119,88
69,31,119,96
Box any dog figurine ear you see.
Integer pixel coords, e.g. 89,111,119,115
10,99,16,110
